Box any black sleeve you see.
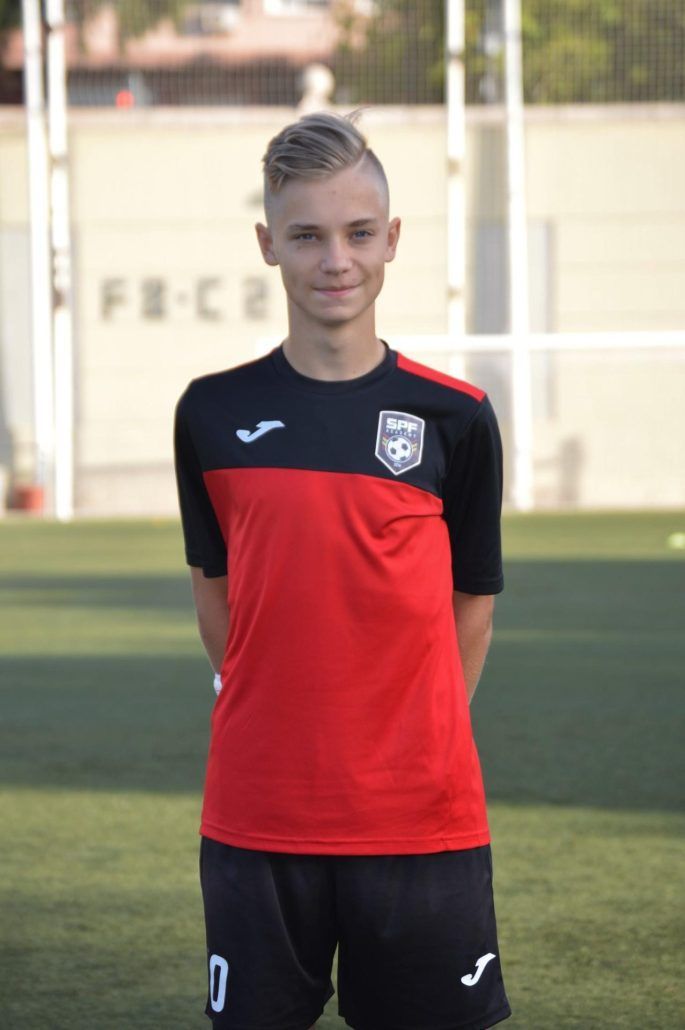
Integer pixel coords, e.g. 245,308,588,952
173,386,228,578
442,394,504,594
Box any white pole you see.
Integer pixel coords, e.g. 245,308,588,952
21,0,54,511
504,0,533,510
45,0,75,521
446,0,466,379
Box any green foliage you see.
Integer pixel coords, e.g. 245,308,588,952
332,0,685,104
74,0,189,50
521,0,685,102
4,0,684,104
333,0,445,104
0,0,190,56
1,0,189,42
0,0,19,34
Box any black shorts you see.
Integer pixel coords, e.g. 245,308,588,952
199,836,511,1030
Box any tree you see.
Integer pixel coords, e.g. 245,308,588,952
332,0,444,104
0,0,20,34
332,0,685,105
521,0,685,103
73,0,190,51
0,1,193,53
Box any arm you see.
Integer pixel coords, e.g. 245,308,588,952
452,591,495,704
190,567,229,674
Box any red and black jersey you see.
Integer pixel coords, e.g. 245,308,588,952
174,341,504,855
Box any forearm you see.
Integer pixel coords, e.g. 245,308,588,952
197,607,230,674
191,570,230,673
452,592,495,703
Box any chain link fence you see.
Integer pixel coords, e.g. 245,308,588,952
1,0,684,106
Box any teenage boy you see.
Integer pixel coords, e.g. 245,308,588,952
174,110,511,1030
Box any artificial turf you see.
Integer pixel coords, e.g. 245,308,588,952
0,512,683,1028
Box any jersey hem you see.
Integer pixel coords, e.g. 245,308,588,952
199,822,491,855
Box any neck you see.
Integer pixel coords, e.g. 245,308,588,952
282,308,385,381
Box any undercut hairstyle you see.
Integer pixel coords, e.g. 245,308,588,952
261,110,389,218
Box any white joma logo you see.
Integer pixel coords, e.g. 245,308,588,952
236,420,285,443
460,952,496,986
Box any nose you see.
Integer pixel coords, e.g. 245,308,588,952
320,238,353,275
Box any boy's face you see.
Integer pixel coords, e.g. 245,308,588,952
255,160,400,333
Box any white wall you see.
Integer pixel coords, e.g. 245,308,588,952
1,104,684,512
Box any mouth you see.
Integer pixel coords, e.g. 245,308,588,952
314,285,359,298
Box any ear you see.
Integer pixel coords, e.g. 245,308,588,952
384,216,401,263
255,222,279,267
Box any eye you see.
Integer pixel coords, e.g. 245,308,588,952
352,230,372,239
294,232,316,241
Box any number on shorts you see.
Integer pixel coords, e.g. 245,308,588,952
209,953,229,1012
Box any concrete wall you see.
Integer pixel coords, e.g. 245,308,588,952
1,103,684,513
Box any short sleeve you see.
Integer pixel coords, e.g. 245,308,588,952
173,388,228,578
442,394,504,594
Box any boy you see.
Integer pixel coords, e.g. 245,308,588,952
174,111,511,1030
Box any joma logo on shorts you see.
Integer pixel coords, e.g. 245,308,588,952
461,952,496,986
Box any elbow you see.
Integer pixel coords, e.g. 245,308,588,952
453,590,495,623
473,610,493,644
452,592,496,647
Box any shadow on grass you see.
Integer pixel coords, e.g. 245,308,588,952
0,574,193,612
0,655,210,792
0,560,682,811
473,558,684,814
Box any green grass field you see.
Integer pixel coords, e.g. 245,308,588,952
1,512,683,1029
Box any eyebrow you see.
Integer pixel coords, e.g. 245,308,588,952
286,218,379,232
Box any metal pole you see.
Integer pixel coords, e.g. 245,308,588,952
504,0,533,510
21,0,54,512
446,0,466,379
45,0,75,521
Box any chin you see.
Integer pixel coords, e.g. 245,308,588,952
309,302,364,324
317,314,357,328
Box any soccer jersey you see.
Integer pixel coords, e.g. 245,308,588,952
174,341,504,855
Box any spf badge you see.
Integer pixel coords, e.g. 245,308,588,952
375,410,425,475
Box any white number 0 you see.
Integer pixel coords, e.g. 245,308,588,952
209,953,229,1012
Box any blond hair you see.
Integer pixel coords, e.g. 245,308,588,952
262,110,388,211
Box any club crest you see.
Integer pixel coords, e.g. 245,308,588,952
375,410,424,475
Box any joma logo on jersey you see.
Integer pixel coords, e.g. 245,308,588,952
375,410,425,475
